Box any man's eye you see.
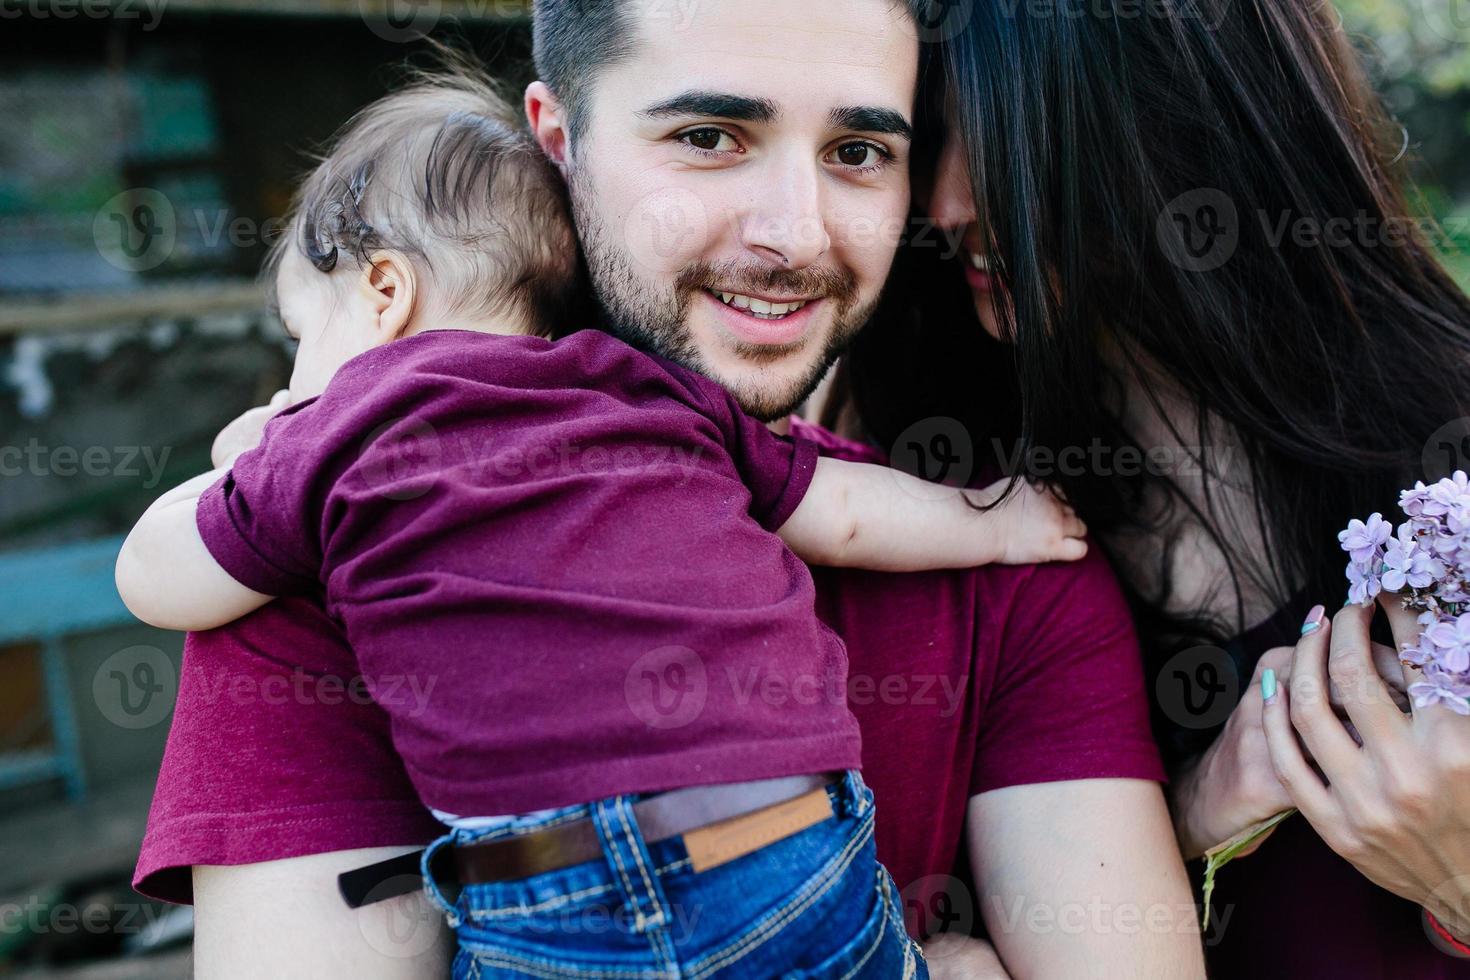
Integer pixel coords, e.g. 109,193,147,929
679,128,738,153
833,142,887,169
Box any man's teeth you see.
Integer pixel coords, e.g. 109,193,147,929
714,291,808,319
968,252,990,271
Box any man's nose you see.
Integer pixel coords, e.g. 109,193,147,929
739,156,831,270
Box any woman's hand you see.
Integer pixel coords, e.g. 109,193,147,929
1262,599,1470,944
1172,646,1297,860
211,389,292,469
1173,624,1408,860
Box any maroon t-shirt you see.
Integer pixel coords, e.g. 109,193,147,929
196,328,855,816
135,420,1164,908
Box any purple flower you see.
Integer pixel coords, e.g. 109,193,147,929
1346,558,1383,606
1410,661,1470,715
1401,639,1431,668
1446,505,1469,535
1380,543,1412,593
1426,524,1465,559
1421,472,1470,519
1346,482,1470,713
1381,526,1446,592
1339,513,1392,563
1443,468,1469,494
1440,581,1470,606
1401,482,1431,519
1410,678,1470,715
1423,613,1470,673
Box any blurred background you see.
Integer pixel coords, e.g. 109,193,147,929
0,0,1466,975
0,3,530,976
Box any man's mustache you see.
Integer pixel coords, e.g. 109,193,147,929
675,260,857,307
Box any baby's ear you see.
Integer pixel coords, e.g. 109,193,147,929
360,251,417,343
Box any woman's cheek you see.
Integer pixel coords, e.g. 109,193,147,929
975,289,1004,341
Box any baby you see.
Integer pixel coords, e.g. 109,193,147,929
117,67,1085,978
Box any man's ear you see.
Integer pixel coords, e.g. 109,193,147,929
358,251,416,343
525,81,570,169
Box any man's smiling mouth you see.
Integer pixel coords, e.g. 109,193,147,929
707,289,811,320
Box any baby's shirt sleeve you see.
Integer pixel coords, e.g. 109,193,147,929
677,368,820,532
195,400,332,597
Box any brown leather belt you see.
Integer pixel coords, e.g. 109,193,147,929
454,773,838,885
337,773,840,908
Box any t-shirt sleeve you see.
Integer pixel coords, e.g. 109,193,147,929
195,400,333,597
970,545,1166,795
678,368,820,531
133,599,442,904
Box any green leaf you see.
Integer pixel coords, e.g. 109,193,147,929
1200,809,1297,931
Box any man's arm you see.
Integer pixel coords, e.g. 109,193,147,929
968,778,1205,979
193,849,453,980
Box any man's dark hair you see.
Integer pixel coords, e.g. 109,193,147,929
531,0,636,141
532,0,931,141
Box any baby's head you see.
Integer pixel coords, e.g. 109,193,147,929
266,62,580,400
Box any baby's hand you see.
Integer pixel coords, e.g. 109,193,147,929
972,477,1089,565
211,389,292,468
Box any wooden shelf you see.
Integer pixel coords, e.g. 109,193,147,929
16,0,528,18
0,281,269,336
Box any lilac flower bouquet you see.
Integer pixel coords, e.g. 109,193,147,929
1339,470,1470,714
1202,472,1470,929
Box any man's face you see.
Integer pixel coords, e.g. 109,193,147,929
557,0,917,420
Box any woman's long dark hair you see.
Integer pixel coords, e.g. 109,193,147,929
838,0,1470,760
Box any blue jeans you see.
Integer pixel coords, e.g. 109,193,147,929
422,771,926,979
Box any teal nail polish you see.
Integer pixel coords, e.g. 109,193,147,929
1262,668,1278,703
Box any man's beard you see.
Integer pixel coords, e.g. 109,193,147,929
568,166,878,422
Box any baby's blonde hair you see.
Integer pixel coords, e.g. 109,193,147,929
267,53,579,335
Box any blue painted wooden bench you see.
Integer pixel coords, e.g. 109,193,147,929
0,534,133,800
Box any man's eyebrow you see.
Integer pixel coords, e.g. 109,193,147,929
829,106,913,142
640,91,779,123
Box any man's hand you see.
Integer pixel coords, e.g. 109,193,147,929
212,389,292,468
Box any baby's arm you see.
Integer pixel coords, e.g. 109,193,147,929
116,468,275,631
115,393,292,632
779,458,1088,571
